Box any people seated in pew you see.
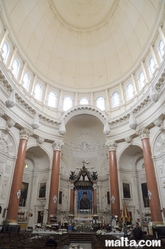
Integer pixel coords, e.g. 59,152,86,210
45,235,58,247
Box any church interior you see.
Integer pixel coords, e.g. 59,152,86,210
0,0,165,248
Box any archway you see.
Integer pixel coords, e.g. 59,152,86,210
17,146,50,227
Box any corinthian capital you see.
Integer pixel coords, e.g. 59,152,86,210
20,128,33,140
136,127,150,140
106,140,117,151
52,140,64,151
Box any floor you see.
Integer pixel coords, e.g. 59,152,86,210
61,243,92,249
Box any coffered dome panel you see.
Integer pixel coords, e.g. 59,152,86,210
1,0,164,90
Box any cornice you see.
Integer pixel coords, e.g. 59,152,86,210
0,64,61,128
0,59,165,137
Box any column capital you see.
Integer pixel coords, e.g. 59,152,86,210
52,140,63,151
106,140,117,151
70,183,74,189
93,183,97,190
20,128,33,140
136,127,150,140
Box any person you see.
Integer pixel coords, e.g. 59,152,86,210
80,192,90,210
45,236,58,247
132,222,143,242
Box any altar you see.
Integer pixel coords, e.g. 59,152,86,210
73,217,93,232
69,163,98,217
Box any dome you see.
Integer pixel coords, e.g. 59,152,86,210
2,0,164,90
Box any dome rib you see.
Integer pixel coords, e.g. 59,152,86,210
47,19,63,77
105,22,122,76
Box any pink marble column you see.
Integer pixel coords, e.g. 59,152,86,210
48,140,63,221
107,141,120,218
93,183,97,215
7,128,32,222
69,183,74,215
138,128,163,224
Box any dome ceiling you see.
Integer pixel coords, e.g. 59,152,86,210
2,0,164,90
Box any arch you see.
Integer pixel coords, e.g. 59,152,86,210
96,96,105,111
27,144,52,168
2,42,10,63
153,129,165,156
60,105,109,126
23,72,31,91
12,58,20,79
80,98,89,105
118,143,143,170
112,91,120,108
0,129,17,156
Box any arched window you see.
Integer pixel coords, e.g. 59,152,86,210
126,83,134,101
2,42,9,63
112,91,120,108
148,57,155,76
23,72,30,91
80,98,88,105
96,96,105,111
34,83,43,101
48,92,57,108
63,97,72,111
12,58,20,79
138,71,145,90
158,40,164,59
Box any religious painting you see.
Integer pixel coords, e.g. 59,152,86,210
19,182,28,207
123,183,131,199
141,183,149,207
78,189,92,212
59,191,62,204
39,182,46,198
37,211,43,224
107,191,110,204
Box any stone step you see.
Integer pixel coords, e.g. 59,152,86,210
69,232,93,243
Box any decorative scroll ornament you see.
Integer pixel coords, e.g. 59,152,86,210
53,195,57,203
59,119,66,135
150,85,159,102
31,111,39,129
136,127,150,140
17,190,21,199
20,128,33,140
111,195,115,204
103,119,110,135
106,140,117,151
129,111,137,130
37,136,45,144
52,140,64,151
5,88,16,108
6,117,15,130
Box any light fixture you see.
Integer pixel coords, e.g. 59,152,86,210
24,162,28,168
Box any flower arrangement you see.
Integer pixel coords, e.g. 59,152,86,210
96,229,106,235
142,212,151,224
57,229,67,234
45,224,52,230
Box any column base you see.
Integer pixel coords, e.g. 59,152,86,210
7,219,18,225
152,221,164,225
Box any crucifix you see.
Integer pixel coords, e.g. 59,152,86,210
82,160,89,168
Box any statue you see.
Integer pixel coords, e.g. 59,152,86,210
17,189,21,199
91,171,98,181
69,171,76,180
